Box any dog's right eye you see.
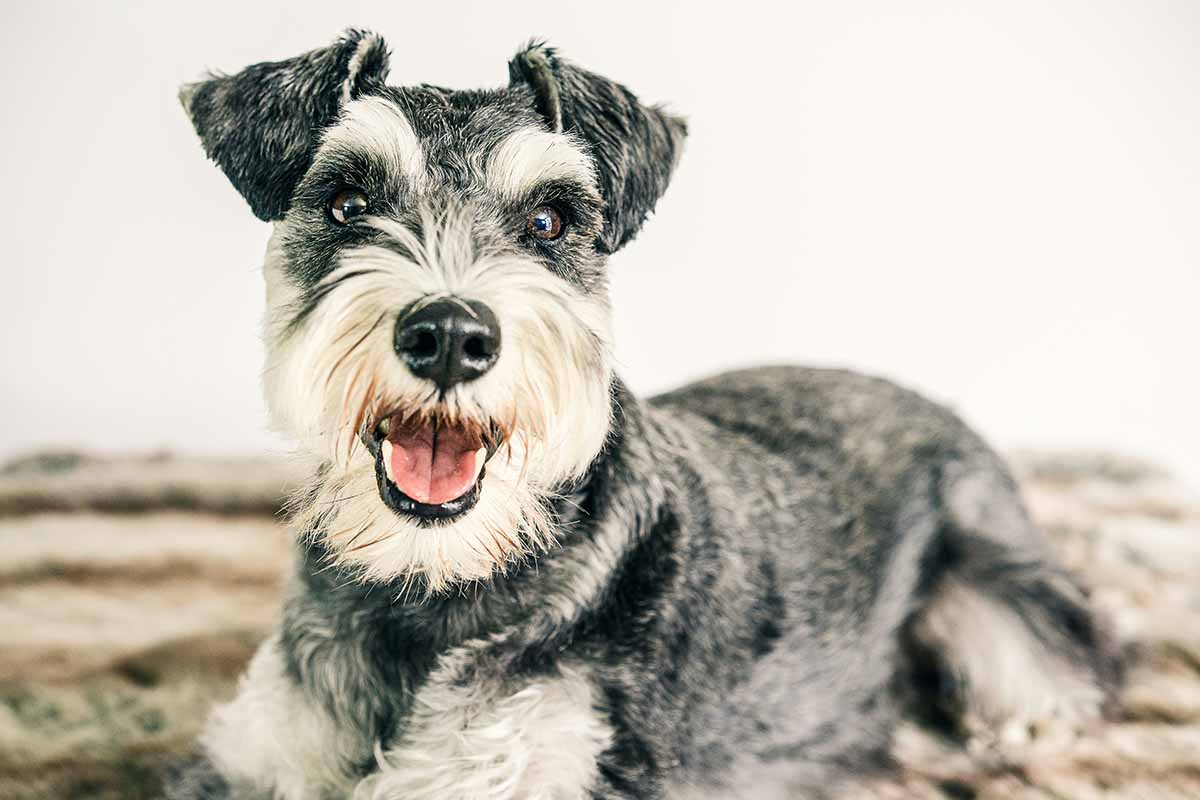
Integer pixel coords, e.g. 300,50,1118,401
328,189,369,224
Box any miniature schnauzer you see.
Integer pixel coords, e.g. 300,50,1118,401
168,29,1118,800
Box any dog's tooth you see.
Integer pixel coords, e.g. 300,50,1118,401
473,447,487,481
381,439,395,483
378,417,392,437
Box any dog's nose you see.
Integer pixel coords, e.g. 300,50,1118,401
394,299,501,390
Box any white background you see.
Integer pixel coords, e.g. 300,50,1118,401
3,1,1197,486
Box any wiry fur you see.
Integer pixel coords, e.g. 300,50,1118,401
194,635,614,800
358,648,613,800
201,636,364,799
171,30,1118,800
916,579,1106,735
267,205,613,591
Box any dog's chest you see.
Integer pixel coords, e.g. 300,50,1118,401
356,656,614,799
204,637,613,800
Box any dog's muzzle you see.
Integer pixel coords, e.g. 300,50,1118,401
358,298,506,522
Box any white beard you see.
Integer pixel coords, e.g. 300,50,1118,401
260,208,615,592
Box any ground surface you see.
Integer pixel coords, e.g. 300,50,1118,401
1,451,1197,799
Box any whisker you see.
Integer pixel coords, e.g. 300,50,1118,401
343,527,399,555
403,292,450,321
288,268,383,332
346,373,381,464
446,295,479,320
325,310,389,396
314,489,373,507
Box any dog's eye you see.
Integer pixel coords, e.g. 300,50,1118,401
329,189,369,224
526,205,564,241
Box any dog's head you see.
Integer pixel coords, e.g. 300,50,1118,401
181,30,685,591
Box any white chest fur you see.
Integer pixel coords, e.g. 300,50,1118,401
202,637,613,800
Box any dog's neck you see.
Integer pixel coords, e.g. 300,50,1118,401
279,378,680,737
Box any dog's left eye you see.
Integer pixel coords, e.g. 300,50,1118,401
329,189,369,224
526,205,565,241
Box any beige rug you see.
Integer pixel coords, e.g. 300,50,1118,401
1,451,1197,799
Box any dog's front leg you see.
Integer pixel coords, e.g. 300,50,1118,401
163,754,237,800
164,634,369,800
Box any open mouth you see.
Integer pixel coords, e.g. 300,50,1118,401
363,414,503,522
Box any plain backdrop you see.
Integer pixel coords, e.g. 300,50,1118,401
2,1,1197,487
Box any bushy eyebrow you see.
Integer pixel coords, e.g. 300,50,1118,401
485,127,597,201
519,177,605,222
317,95,427,191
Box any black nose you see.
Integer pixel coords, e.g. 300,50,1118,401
394,299,502,390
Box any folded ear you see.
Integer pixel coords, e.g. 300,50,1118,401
509,44,687,254
180,29,390,221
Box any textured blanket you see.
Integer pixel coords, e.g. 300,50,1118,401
1,451,1197,799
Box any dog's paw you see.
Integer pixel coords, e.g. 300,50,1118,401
964,692,1104,760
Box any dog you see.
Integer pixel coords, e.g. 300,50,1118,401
167,29,1119,800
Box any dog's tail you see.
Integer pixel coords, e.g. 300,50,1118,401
901,457,1122,741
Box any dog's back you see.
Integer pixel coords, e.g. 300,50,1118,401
629,366,1118,795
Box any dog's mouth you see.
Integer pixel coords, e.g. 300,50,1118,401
363,415,504,522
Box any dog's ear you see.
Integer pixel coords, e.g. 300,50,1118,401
179,30,390,221
508,44,687,254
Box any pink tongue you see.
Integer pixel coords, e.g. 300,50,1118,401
388,422,480,505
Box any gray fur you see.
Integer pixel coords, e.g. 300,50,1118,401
509,44,688,253
182,29,390,221
170,30,1116,800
